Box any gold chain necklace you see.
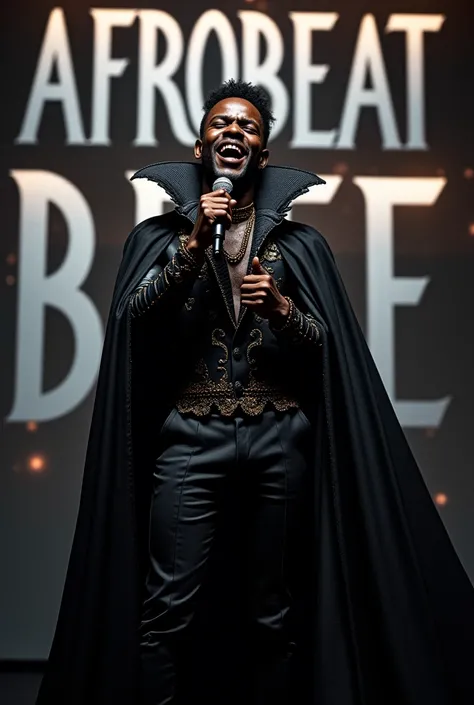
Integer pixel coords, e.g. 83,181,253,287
224,208,255,265
231,201,255,224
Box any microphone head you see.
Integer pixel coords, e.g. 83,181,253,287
212,176,233,194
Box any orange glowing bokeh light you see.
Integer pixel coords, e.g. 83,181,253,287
26,421,38,432
468,223,474,237
435,493,448,506
28,454,46,473
332,161,349,176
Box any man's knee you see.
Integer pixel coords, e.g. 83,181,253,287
140,596,197,642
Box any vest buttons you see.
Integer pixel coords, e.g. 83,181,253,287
234,380,244,398
233,347,242,361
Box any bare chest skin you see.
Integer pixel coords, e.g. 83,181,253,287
224,219,255,320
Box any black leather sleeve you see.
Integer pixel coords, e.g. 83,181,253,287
269,297,322,346
129,242,202,318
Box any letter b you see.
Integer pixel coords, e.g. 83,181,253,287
8,171,103,422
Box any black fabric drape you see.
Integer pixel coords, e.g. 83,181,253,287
279,223,474,704
36,171,474,705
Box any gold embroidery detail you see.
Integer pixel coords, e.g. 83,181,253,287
175,327,299,416
247,329,263,368
179,229,209,282
242,377,299,416
198,261,209,280
261,240,282,262
178,230,189,247
175,356,236,416
211,328,228,374
175,375,299,417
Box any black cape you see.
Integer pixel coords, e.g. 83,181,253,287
37,162,474,705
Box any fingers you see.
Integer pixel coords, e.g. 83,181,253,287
241,274,271,285
203,208,233,220
241,293,266,303
241,263,274,309
202,200,233,210
240,282,270,294
202,190,233,202
241,283,269,303
200,193,233,210
200,190,235,228
216,189,233,199
241,299,265,307
251,256,266,273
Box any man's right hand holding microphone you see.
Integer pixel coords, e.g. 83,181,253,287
186,189,237,257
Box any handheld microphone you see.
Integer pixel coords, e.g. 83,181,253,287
212,176,233,257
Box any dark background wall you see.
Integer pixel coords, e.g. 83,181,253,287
1,0,473,660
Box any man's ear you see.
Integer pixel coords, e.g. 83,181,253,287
194,139,203,160
258,148,270,170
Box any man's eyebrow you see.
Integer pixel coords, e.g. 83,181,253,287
209,114,261,129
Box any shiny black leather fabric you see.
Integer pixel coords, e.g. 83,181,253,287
139,407,312,705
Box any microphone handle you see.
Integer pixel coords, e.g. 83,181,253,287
213,221,226,257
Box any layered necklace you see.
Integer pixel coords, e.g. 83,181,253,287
224,202,256,265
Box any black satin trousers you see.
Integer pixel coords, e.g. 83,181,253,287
138,407,311,705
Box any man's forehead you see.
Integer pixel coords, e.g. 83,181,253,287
207,98,262,124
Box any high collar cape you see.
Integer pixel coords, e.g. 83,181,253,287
130,160,325,222
37,162,474,705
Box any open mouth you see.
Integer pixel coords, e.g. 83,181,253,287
215,141,247,165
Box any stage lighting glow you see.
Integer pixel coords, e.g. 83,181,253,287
468,223,474,237
28,454,46,473
244,0,268,8
464,168,474,179
332,162,349,176
26,421,38,432
435,493,448,506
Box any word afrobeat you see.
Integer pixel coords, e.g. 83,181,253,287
17,8,444,149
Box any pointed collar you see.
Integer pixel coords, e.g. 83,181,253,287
130,161,325,221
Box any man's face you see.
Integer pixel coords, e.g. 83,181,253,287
195,97,269,189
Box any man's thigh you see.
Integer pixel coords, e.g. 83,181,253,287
243,409,311,624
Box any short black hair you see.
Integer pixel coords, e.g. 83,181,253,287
200,79,275,146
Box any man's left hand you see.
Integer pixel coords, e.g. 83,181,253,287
240,257,290,325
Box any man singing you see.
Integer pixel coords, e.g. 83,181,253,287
132,80,322,705
37,80,474,705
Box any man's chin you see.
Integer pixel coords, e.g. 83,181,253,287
214,166,244,181
210,155,251,184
